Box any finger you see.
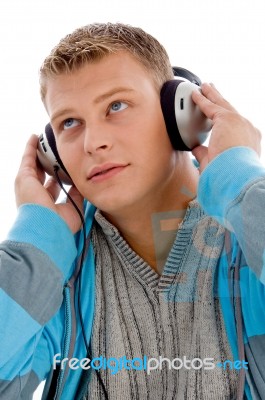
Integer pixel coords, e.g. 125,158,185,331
18,134,39,172
201,83,237,113
192,89,219,121
44,177,61,202
17,134,44,186
192,145,208,165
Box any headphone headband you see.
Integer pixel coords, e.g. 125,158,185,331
172,66,201,86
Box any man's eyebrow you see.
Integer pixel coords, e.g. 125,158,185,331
94,87,135,104
50,88,135,125
50,108,75,126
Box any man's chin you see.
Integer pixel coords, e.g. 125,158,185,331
92,197,138,217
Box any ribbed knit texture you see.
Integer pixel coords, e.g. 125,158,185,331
85,200,237,399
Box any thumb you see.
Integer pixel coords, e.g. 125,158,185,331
192,145,208,163
191,145,209,173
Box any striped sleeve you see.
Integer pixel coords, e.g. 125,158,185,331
0,204,77,398
197,146,265,282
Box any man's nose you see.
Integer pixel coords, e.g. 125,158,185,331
83,124,113,155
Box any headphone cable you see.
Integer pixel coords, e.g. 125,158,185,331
54,168,109,399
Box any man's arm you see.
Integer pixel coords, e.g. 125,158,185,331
192,83,265,280
0,135,81,397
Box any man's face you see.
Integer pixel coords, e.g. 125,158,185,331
45,52,177,215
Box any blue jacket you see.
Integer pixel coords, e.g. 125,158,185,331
1,147,265,399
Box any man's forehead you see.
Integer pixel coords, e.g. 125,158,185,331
45,55,154,110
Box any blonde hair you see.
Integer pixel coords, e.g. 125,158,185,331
39,22,174,100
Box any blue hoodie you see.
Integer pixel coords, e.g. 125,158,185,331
1,147,265,399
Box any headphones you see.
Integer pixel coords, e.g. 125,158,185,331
37,66,212,185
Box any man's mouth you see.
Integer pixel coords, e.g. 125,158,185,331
93,167,116,177
88,163,128,182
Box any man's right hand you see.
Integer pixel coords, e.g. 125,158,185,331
15,134,84,233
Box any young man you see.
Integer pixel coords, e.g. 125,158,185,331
0,22,264,399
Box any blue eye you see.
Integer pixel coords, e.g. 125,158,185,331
63,118,80,130
109,101,128,114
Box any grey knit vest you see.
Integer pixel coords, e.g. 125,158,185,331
85,200,237,399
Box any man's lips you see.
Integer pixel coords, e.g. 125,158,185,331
87,163,128,182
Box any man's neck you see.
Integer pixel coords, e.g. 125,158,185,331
102,154,199,274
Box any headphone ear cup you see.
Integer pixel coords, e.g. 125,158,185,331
161,80,190,151
37,124,73,185
161,79,212,151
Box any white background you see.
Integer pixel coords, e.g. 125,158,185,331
0,0,264,396
0,0,265,242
